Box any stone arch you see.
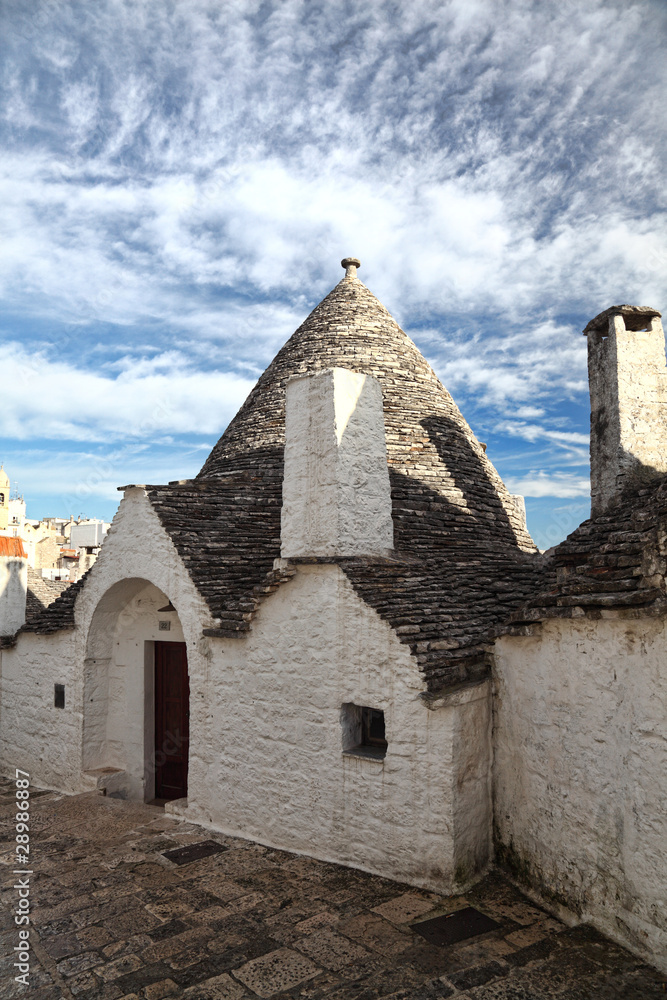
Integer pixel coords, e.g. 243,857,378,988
83,577,189,802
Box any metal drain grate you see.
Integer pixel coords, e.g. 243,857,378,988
162,840,227,866
412,906,501,947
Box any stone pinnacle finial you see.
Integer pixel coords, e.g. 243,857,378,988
341,257,361,279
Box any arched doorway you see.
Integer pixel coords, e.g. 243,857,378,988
83,578,190,802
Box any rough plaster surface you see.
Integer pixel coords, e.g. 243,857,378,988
587,313,667,513
181,563,492,892
0,488,212,794
0,553,27,636
494,618,667,973
281,368,394,557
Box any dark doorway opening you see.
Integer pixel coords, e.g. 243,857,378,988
154,641,190,800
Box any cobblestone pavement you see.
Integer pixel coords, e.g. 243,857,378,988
1,779,664,1000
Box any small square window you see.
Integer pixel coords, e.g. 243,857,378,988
341,703,387,760
54,684,65,709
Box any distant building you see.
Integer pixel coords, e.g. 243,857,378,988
0,473,109,581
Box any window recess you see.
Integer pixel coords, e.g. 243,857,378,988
341,703,387,760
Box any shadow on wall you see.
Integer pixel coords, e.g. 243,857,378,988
0,560,25,595
612,450,667,503
85,577,170,660
340,416,546,689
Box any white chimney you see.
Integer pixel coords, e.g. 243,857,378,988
584,305,667,514
0,537,28,636
281,367,394,558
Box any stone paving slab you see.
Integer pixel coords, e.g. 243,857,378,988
0,777,665,999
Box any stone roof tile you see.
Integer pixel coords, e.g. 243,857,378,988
4,571,80,647
25,567,71,621
504,473,667,630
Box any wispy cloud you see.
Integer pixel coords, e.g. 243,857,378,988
421,319,589,411
1,0,665,534
2,1,665,327
495,421,589,448
1,344,255,442
505,472,591,499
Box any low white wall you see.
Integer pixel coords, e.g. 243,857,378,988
182,563,492,892
494,617,667,973
0,629,81,791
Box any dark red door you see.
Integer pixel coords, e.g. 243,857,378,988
155,641,189,800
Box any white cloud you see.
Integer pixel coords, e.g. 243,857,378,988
61,79,100,143
505,472,590,498
496,421,589,447
2,344,255,443
7,443,215,514
422,319,589,410
515,406,545,419
0,0,664,340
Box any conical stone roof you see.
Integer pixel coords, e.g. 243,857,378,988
168,263,543,691
22,263,548,692
199,266,534,556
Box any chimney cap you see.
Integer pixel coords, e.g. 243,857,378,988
583,304,661,335
341,257,361,278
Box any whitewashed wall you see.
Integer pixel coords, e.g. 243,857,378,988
281,369,394,558
494,617,667,973
0,629,80,790
180,563,492,892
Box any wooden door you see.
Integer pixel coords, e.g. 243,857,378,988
154,641,189,800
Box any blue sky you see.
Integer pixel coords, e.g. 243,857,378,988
1,0,665,549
